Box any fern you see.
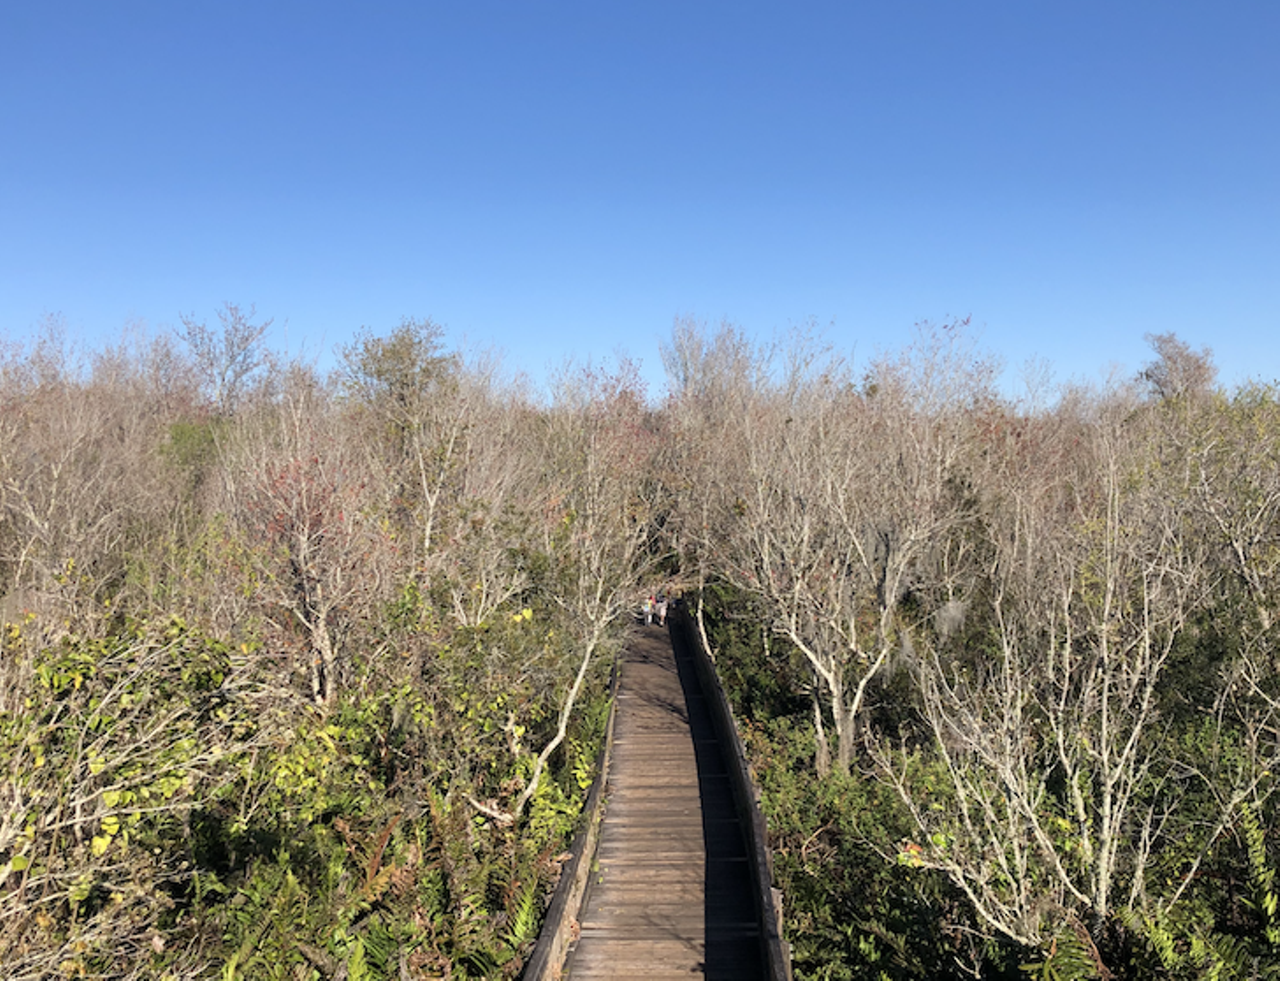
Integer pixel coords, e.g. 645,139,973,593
361,916,403,977
346,936,371,981
1242,803,1280,949
1020,922,1103,981
1120,902,1278,980
505,875,541,951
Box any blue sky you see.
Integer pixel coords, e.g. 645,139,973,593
3,2,1277,398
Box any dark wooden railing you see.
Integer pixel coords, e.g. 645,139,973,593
671,605,791,981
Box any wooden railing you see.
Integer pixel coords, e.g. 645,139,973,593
670,604,792,981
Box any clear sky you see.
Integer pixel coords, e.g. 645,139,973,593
3,2,1277,398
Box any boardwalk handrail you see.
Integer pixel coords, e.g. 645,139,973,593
520,657,619,981
671,603,793,981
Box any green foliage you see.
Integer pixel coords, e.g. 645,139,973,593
198,682,598,979
0,584,609,977
163,417,224,488
341,318,453,417
1243,804,1280,951
1118,803,1280,981
505,876,540,952
0,618,251,977
1020,924,1104,981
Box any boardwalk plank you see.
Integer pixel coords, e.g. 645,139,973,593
563,624,764,981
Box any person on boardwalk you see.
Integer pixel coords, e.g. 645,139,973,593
643,595,654,625
655,594,668,627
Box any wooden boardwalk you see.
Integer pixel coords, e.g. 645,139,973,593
564,622,764,980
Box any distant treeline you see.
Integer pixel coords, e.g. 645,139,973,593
0,310,1276,978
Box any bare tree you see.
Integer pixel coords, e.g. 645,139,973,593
221,367,392,705
0,325,180,627
878,385,1255,953
1186,384,1280,633
685,323,992,774
500,363,661,821
341,319,473,572
660,318,766,660
1139,331,1217,403
435,367,544,630
178,302,273,415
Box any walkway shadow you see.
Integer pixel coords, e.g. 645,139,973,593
668,623,765,981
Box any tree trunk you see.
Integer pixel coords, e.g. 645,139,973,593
811,684,831,777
